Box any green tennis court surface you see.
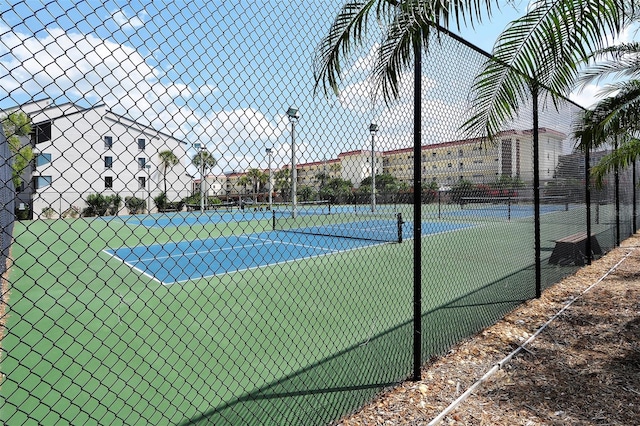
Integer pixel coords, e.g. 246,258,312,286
4,203,601,425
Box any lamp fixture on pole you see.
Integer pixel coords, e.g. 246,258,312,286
287,107,300,218
369,123,379,212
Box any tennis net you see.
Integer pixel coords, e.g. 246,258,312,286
273,210,404,243
458,196,571,220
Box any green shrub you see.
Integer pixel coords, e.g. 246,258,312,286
61,206,80,218
85,193,122,216
125,196,146,214
153,192,168,210
41,207,55,219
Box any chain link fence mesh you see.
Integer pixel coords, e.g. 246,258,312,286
1,2,637,425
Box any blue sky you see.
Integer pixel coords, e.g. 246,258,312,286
0,1,600,173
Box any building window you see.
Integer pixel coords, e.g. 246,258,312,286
104,136,113,149
432,152,436,157
138,157,146,170
36,176,52,189
105,176,113,188
35,153,52,168
138,138,146,150
139,176,146,189
105,156,113,169
34,122,52,144
447,163,452,168
459,149,464,157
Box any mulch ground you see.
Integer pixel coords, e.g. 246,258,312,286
334,234,640,425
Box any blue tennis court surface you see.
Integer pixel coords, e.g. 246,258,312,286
104,221,473,285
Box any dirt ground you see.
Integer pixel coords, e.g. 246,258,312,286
335,234,640,425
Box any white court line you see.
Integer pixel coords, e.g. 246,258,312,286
246,234,339,253
101,249,163,285
104,232,387,286
171,239,386,285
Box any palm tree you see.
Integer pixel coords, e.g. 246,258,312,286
191,149,217,175
462,1,638,140
314,1,500,103
317,2,637,140
572,43,640,185
191,150,217,209
246,168,267,202
237,175,251,197
158,150,179,195
273,168,291,201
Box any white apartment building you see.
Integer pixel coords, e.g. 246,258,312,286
9,99,192,218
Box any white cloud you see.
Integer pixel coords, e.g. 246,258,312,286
569,84,603,109
0,24,279,169
111,9,146,31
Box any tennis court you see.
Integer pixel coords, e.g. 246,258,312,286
5,202,596,425
105,219,474,285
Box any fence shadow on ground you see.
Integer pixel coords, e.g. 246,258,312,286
180,266,538,425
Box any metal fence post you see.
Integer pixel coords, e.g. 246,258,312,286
412,41,423,382
532,81,541,299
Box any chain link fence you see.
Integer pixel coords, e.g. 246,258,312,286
1,2,637,425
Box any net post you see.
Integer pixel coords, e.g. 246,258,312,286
328,202,331,215
397,212,403,243
272,209,276,231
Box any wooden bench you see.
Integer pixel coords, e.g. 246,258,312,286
548,232,602,266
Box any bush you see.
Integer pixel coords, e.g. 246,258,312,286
155,192,184,212
84,193,122,216
153,192,168,210
125,196,146,214
41,207,55,219
61,206,80,218
15,207,30,220
181,194,220,210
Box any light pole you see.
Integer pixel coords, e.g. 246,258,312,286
266,147,273,211
194,143,206,213
145,164,151,213
369,123,378,212
287,107,299,218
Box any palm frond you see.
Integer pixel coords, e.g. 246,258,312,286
313,1,378,98
590,137,640,186
576,42,640,88
370,2,434,102
463,0,631,140
315,0,502,102
574,79,640,151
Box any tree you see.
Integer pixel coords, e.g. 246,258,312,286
246,168,267,202
158,150,179,194
319,177,353,203
191,149,216,199
273,168,292,201
463,1,636,140
572,43,640,186
191,149,217,175
237,175,251,196
314,1,499,104
2,112,34,188
299,185,315,202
